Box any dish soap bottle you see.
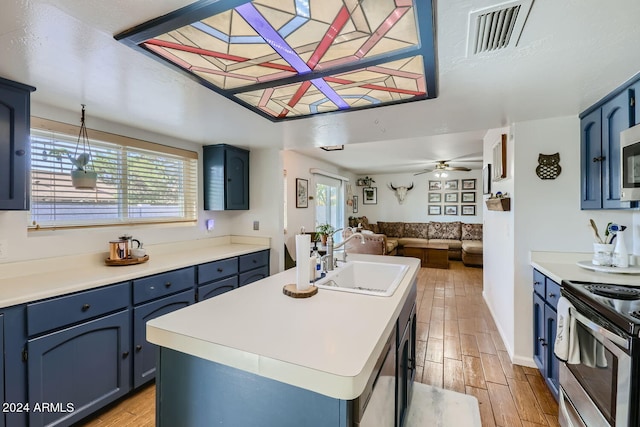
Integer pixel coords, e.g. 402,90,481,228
311,244,322,281
613,228,629,268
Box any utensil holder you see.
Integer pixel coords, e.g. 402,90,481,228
592,243,614,266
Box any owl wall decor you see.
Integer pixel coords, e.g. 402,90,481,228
536,153,561,179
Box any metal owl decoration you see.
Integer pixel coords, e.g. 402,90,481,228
536,153,561,180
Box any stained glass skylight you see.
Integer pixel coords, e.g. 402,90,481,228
116,0,437,121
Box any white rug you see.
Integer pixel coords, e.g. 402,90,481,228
406,382,481,427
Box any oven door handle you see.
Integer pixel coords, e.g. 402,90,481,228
570,308,629,350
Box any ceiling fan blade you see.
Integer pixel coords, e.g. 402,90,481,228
413,169,432,176
444,166,472,171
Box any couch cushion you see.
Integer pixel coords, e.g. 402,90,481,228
462,240,483,254
377,221,405,237
386,238,399,250
398,237,430,246
461,223,483,241
427,221,462,240
428,239,462,250
403,223,429,239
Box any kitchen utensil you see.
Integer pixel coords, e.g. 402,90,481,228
589,219,603,243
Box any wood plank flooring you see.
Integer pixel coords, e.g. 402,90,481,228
77,261,559,427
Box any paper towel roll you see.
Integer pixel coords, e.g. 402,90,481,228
296,234,311,291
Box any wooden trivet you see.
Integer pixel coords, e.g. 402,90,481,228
282,284,318,298
105,254,149,266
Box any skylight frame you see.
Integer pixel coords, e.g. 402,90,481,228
115,0,437,122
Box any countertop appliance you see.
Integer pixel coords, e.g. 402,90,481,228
560,280,640,427
620,123,640,201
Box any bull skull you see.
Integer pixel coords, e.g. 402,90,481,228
388,182,414,204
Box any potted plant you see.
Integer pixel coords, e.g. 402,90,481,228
316,223,335,245
68,152,97,189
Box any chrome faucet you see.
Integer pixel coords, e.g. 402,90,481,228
322,228,365,271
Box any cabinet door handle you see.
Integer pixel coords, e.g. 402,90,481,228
164,282,172,288
548,293,556,298
217,267,223,272
538,337,546,346
593,156,605,162
15,149,25,156
252,259,257,264
122,351,130,358
534,281,541,285
81,303,91,312
136,345,143,352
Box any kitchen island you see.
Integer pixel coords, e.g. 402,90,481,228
147,254,420,426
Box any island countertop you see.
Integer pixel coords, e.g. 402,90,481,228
146,254,421,400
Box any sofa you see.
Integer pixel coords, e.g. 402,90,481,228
346,216,483,267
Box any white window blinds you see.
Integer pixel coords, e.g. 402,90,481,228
29,118,198,229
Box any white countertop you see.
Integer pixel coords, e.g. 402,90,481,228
0,235,270,308
531,251,640,285
146,254,421,400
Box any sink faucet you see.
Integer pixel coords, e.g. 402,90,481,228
322,228,365,271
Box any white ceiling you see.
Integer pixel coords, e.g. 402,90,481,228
2,0,640,174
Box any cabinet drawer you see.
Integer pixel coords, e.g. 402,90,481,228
545,278,561,309
133,267,195,305
198,258,238,284
27,282,129,337
239,266,269,287
198,276,238,301
239,250,269,273
533,270,545,297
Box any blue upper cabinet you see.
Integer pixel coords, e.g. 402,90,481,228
203,144,249,210
632,81,640,125
0,77,35,211
580,75,637,210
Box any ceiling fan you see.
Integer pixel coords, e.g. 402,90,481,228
413,159,482,176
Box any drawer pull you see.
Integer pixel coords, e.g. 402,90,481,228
252,259,257,263
136,345,143,352
217,268,223,272
81,304,91,312
122,351,130,358
164,282,172,288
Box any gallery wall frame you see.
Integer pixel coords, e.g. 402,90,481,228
462,205,476,216
428,205,441,215
296,178,308,208
363,187,377,204
444,205,458,215
462,192,476,203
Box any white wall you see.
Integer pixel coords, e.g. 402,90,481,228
0,103,275,265
282,151,356,259
355,171,483,224
482,116,638,366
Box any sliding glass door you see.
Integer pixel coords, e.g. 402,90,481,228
315,174,344,240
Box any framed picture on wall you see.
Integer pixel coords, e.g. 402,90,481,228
462,205,476,216
353,195,358,213
428,180,442,190
444,179,458,190
483,164,492,194
493,134,507,181
462,192,476,203
428,192,441,203
296,178,308,208
444,205,458,215
363,187,377,204
461,179,476,190
428,205,441,215
444,192,458,203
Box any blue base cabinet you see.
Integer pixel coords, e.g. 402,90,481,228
532,269,560,400
27,310,131,427
133,289,194,388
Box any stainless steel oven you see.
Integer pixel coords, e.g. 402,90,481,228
560,281,640,427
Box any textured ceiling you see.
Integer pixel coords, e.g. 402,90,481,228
1,0,640,173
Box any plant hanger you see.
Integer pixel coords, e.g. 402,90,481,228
69,104,98,189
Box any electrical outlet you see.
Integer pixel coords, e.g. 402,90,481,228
0,239,7,259
253,221,259,231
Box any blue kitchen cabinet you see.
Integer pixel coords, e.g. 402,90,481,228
27,310,131,427
580,77,637,209
203,144,249,210
198,275,238,301
0,314,4,427
532,269,559,400
238,249,270,286
0,77,35,211
133,289,194,388
632,81,640,125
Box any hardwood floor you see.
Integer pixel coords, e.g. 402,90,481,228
77,261,559,427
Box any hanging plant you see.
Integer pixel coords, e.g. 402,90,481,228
70,104,97,189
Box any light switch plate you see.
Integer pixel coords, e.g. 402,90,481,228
206,219,214,231
253,221,259,231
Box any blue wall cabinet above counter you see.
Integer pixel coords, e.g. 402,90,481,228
580,74,638,210
203,144,249,210
0,77,35,211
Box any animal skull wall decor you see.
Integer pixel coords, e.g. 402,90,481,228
388,183,414,204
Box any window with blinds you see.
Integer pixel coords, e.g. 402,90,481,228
29,119,198,229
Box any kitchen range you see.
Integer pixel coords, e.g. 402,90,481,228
560,280,640,427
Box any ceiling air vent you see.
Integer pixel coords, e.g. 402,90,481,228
467,0,533,56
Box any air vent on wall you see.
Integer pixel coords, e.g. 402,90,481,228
467,0,533,56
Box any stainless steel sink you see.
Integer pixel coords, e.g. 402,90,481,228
314,261,409,297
